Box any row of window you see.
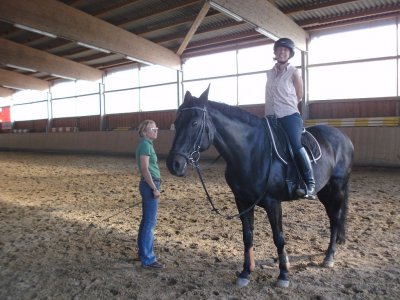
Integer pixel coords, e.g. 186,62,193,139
2,17,400,121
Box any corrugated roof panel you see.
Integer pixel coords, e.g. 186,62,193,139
273,0,399,22
2,0,400,87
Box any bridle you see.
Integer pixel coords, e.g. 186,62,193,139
177,106,209,165
171,106,272,220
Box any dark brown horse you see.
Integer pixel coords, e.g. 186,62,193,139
167,87,354,288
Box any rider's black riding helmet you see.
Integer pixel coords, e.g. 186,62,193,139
274,38,295,58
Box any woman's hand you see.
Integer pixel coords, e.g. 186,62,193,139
152,189,160,198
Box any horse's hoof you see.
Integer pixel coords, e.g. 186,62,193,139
323,259,334,268
236,277,250,287
277,279,290,288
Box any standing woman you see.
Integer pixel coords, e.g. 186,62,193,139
265,38,316,200
136,120,164,269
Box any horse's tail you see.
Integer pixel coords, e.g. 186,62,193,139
336,176,350,244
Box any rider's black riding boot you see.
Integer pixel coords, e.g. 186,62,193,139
295,147,317,200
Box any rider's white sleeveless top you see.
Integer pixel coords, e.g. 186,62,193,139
265,64,300,118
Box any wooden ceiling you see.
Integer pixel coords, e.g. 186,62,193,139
0,0,399,96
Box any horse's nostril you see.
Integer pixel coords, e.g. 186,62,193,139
173,160,180,172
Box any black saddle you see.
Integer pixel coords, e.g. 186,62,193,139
264,116,322,200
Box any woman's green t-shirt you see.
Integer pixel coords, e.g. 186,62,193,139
135,137,160,179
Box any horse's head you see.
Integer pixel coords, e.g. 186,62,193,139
167,86,215,176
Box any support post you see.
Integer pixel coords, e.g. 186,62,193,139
301,48,309,121
99,80,106,131
46,91,53,133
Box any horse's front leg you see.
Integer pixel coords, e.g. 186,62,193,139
265,200,290,288
236,207,255,287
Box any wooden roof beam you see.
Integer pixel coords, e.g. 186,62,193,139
0,87,14,98
209,0,308,51
0,69,50,91
177,2,210,55
0,0,181,69
0,38,103,81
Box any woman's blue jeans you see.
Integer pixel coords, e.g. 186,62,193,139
278,112,304,153
137,178,161,266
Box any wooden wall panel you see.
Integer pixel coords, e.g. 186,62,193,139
106,110,177,130
52,117,78,128
1,128,399,166
13,120,33,130
134,110,177,130
80,115,100,131
309,98,400,119
13,119,47,132
241,104,264,117
33,119,47,132
106,113,140,129
9,98,400,133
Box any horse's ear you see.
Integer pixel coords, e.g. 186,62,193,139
183,91,192,103
199,84,210,104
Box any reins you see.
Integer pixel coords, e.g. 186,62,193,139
175,106,273,220
191,156,271,220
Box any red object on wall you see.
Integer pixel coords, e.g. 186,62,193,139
0,106,11,122
0,106,12,130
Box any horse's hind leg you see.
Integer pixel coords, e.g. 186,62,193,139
318,176,350,268
236,208,255,287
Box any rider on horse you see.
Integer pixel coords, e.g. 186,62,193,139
265,38,316,200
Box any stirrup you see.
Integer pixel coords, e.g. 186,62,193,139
296,187,306,197
296,186,317,200
304,185,317,200
304,192,317,200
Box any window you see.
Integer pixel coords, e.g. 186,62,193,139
140,84,178,111
183,51,237,80
52,97,76,118
238,45,272,73
140,65,177,86
12,101,48,121
238,73,266,105
309,60,397,100
104,68,139,91
75,95,100,116
75,80,100,95
52,95,100,118
182,44,303,107
184,77,237,105
12,90,47,105
309,19,397,64
308,18,398,100
105,89,140,114
51,81,76,98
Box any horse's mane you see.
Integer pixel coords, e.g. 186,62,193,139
208,100,262,126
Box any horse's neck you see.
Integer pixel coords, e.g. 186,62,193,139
210,109,266,166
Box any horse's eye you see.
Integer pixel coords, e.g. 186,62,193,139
192,121,198,127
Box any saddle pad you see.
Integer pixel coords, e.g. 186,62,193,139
265,117,322,165
301,129,322,162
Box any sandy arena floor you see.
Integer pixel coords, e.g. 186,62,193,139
0,152,399,299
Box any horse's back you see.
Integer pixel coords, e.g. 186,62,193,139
306,124,353,183
307,124,353,155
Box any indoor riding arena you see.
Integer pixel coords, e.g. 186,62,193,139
1,1,399,300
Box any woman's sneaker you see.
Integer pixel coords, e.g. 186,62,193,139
142,261,165,269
